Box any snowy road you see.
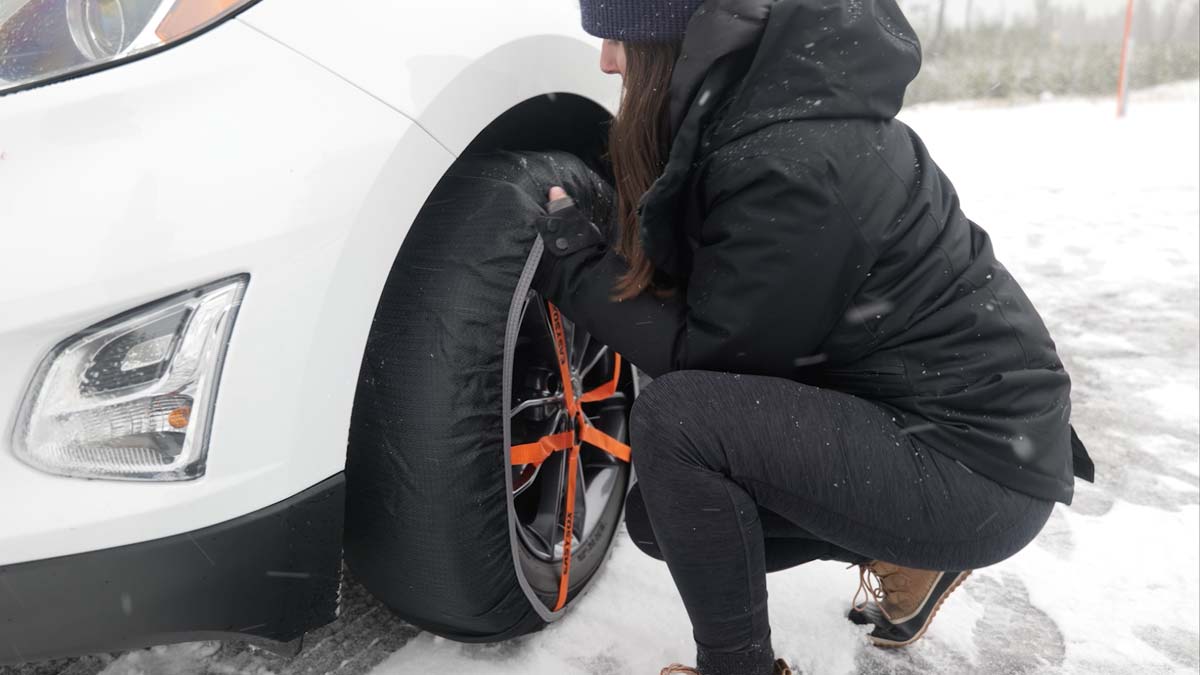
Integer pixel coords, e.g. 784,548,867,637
5,81,1198,675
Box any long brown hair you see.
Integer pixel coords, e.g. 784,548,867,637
608,40,683,301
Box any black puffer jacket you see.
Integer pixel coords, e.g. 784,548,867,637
534,0,1094,504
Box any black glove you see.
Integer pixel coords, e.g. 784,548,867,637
531,195,608,298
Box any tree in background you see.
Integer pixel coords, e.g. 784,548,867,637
933,0,950,50
898,0,1200,103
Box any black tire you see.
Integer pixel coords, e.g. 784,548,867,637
344,151,635,642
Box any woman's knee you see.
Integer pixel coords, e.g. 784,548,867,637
623,483,665,561
630,370,715,477
630,370,696,434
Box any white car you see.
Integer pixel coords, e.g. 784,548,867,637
0,0,637,664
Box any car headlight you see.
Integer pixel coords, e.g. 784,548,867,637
12,276,247,481
0,0,259,96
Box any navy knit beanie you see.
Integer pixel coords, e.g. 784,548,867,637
579,0,707,42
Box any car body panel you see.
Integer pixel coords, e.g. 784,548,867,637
0,19,454,565
237,0,620,155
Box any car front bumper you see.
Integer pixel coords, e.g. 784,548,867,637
0,474,345,665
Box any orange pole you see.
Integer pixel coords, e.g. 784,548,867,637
1117,0,1136,117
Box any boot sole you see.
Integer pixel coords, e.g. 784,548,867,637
868,570,972,648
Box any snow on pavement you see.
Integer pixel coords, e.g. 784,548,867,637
12,81,1198,675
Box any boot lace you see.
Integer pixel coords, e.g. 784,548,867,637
850,561,901,617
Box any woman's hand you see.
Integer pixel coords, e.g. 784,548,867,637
532,185,606,300
545,186,580,217
535,186,606,258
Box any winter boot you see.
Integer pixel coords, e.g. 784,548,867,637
847,561,972,647
658,658,795,674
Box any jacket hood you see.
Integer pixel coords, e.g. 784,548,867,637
639,0,922,279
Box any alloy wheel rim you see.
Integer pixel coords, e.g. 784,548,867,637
510,289,630,563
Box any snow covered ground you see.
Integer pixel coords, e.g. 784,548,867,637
6,81,1198,675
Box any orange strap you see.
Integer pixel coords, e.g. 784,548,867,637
512,412,631,466
578,423,632,463
507,302,633,611
546,303,580,611
557,442,581,610
509,332,631,468
579,353,623,403
510,431,575,466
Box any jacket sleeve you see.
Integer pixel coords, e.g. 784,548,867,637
532,199,688,378
532,154,874,378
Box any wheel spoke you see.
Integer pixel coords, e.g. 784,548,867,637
513,407,564,497
584,398,627,424
544,406,565,437
526,451,568,556
510,394,564,418
579,465,619,542
581,398,629,465
572,329,591,374
514,292,555,373
570,454,587,544
579,345,610,381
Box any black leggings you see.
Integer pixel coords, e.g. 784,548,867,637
624,370,1055,675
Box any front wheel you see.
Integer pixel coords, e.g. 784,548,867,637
344,151,634,641
510,288,635,611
